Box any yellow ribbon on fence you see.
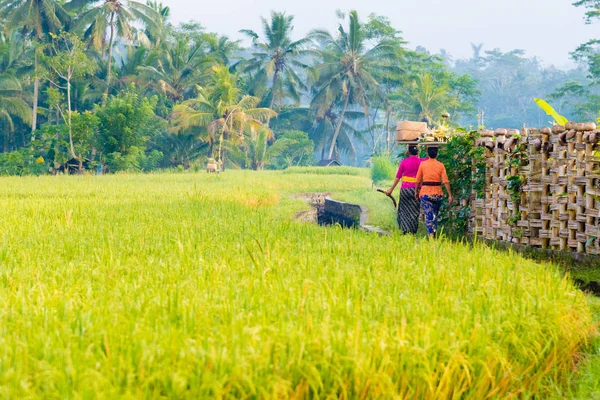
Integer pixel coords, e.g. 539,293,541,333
402,177,417,183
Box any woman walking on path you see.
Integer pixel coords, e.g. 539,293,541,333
386,145,425,234
415,147,453,238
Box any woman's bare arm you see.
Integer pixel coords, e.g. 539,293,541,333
386,178,401,196
444,182,453,204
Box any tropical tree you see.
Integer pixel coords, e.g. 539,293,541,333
116,44,150,87
225,126,295,170
240,12,310,112
94,84,157,161
401,73,454,124
137,34,208,102
150,130,206,168
205,34,239,66
0,30,26,75
144,0,171,47
271,130,314,168
310,10,396,160
0,29,32,150
170,64,276,167
278,104,362,161
0,72,32,147
0,0,69,136
42,32,96,162
361,13,409,153
572,0,600,82
76,0,159,104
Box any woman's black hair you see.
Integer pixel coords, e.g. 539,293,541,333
427,146,439,159
408,145,418,156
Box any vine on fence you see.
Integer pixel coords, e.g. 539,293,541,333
434,128,531,236
504,139,528,226
437,130,486,236
506,175,524,226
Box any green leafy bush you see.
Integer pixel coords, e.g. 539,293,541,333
270,130,315,169
370,155,396,183
94,85,157,158
437,131,486,236
105,146,164,173
0,148,47,176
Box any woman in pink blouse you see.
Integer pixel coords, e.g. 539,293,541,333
386,145,426,234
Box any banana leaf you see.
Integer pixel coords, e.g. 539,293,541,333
534,98,568,126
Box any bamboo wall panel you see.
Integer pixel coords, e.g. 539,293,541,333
470,122,600,255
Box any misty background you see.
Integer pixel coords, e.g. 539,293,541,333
167,0,591,69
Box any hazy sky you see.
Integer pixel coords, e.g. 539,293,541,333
166,0,596,69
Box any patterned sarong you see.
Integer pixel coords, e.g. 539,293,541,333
421,195,443,235
397,188,420,234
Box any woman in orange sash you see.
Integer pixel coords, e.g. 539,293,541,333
415,146,453,237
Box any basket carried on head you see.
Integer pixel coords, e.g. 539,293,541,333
396,121,429,142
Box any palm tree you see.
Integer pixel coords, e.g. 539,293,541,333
137,35,208,102
117,44,149,87
151,129,207,168
143,1,171,49
240,12,310,112
0,0,69,137
205,34,239,67
278,105,362,161
76,0,159,104
0,72,33,150
224,127,295,170
471,42,484,59
403,73,455,125
0,30,27,79
170,65,276,168
310,10,396,160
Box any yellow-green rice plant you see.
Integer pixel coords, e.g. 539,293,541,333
0,171,592,398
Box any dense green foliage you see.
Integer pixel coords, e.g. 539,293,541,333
0,3,490,173
0,2,598,172
435,131,487,235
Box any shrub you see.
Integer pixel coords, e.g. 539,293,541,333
270,130,315,169
0,148,48,176
370,155,396,183
94,85,157,157
437,131,486,236
105,146,164,173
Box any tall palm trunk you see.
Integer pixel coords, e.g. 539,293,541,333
218,132,226,172
31,48,39,140
67,80,76,161
327,91,350,160
267,69,279,125
103,12,116,106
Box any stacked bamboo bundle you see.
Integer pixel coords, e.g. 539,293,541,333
471,122,600,255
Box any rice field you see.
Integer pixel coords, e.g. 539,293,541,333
0,169,594,398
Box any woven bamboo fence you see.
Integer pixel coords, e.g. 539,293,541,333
469,122,600,255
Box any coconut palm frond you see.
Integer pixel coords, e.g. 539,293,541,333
0,109,15,131
244,107,277,122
